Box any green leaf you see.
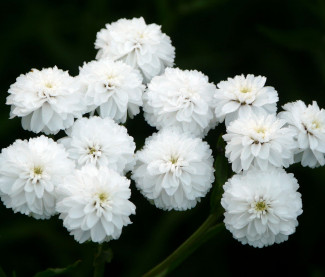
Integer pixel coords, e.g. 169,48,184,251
0,267,7,277
33,260,81,277
210,134,229,214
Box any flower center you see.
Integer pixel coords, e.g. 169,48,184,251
311,120,321,130
34,166,43,175
30,166,44,184
255,127,266,135
38,82,57,99
255,200,267,212
180,87,199,102
137,31,145,39
104,74,118,90
88,146,102,158
240,87,251,93
249,197,270,218
94,191,110,211
45,82,53,89
98,192,109,203
170,156,178,164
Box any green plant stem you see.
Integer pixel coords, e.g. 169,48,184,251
93,244,105,277
143,214,224,277
93,243,113,277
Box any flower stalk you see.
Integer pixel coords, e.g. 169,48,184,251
143,214,224,277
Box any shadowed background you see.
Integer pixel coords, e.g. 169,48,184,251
1,0,325,276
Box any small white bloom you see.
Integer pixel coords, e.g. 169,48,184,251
7,67,85,134
95,17,175,83
143,68,217,137
59,116,136,174
214,74,279,126
56,165,136,243
279,100,325,168
223,112,295,172
78,58,144,123
132,129,214,211
221,168,302,248
0,136,74,219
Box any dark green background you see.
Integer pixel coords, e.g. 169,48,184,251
1,0,325,276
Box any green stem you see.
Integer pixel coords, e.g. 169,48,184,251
143,214,224,277
93,244,105,277
93,243,113,277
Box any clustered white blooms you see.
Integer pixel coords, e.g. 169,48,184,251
0,136,74,219
7,66,84,134
143,68,217,137
132,129,214,211
214,74,278,126
1,16,323,250
221,168,302,248
59,116,135,174
56,166,136,243
78,58,145,123
223,112,296,172
95,17,175,83
279,100,325,168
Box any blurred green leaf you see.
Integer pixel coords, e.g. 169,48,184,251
33,260,81,277
0,267,7,277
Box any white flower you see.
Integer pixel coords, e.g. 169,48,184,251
7,67,85,134
78,58,144,123
223,112,296,173
59,116,135,174
0,136,74,219
279,100,325,168
214,74,279,126
221,168,302,248
143,68,217,137
132,129,214,211
95,17,175,83
56,165,136,243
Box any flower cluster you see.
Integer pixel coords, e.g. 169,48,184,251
1,17,175,244
218,73,325,247
1,16,322,251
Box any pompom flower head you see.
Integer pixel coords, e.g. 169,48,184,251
56,165,136,243
59,116,135,174
143,68,217,137
78,58,144,123
223,111,295,172
221,168,302,248
95,17,175,83
7,67,85,134
279,100,325,168
214,74,279,126
0,136,74,219
132,129,214,211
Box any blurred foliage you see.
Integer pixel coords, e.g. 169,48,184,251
1,0,325,276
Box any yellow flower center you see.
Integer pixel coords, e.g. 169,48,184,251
170,156,178,164
256,127,266,135
33,166,43,175
255,200,267,212
240,87,251,93
88,147,97,155
312,120,321,129
98,192,109,202
45,82,53,88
